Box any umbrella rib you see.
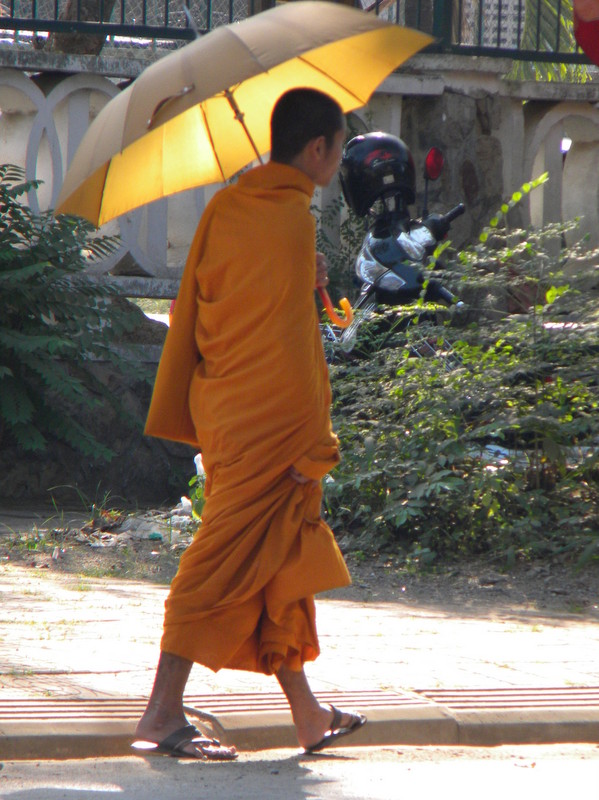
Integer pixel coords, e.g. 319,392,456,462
295,54,366,106
224,89,264,165
201,104,227,184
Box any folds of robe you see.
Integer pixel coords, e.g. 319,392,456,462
147,161,351,674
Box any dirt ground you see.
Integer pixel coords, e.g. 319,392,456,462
1,507,598,619
3,744,599,800
3,745,599,800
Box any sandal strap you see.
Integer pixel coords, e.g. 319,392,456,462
159,724,200,752
328,704,365,734
328,705,344,732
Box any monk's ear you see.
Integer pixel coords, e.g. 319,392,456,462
289,135,328,182
304,135,327,164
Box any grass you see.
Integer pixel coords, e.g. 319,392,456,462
131,298,171,315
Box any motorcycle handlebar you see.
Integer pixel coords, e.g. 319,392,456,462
424,279,463,308
442,203,466,226
422,203,466,240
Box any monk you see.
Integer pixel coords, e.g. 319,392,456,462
134,88,366,759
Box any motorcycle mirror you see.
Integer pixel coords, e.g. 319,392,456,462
424,147,444,181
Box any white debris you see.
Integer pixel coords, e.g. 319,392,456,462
117,516,169,540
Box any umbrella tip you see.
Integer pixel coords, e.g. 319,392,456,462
183,6,200,39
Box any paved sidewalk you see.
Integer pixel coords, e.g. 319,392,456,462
1,563,599,759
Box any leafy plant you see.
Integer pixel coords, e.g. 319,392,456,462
315,196,367,301
0,164,148,459
325,177,599,568
188,471,206,520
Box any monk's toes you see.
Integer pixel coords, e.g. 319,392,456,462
132,724,238,760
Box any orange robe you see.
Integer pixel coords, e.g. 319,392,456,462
145,161,351,675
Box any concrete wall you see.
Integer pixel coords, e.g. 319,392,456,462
2,49,599,288
380,56,599,250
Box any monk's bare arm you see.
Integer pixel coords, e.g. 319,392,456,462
315,252,329,288
288,466,316,484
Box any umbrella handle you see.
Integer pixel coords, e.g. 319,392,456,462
317,287,354,329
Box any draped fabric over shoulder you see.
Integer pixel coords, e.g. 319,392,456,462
145,161,350,674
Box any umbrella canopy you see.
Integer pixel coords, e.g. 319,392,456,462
56,1,432,227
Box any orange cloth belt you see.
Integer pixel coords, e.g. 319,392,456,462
145,161,350,673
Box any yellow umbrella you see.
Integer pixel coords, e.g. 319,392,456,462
56,1,432,227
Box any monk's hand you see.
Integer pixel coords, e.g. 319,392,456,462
316,252,329,288
288,466,314,484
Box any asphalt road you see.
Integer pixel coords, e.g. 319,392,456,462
2,745,599,800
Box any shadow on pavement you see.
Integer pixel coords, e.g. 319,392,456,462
1,752,355,800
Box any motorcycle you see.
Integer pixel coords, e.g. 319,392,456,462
319,135,466,362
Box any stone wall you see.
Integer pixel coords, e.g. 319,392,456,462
400,91,505,246
379,55,599,247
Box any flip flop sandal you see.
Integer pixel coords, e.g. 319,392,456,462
303,705,367,754
132,724,238,760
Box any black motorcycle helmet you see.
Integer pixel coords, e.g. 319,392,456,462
339,132,416,217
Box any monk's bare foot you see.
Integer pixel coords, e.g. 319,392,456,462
276,665,366,752
135,706,187,744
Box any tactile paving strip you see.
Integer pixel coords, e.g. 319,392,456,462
0,688,425,722
188,689,428,712
415,687,599,709
3,687,599,722
2,688,599,758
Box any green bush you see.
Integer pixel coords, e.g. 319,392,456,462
325,186,599,567
0,164,148,460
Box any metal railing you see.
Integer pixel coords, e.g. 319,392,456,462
0,0,589,63
432,0,588,63
0,0,259,43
